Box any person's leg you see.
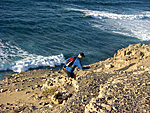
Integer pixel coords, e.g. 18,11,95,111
73,74,76,79
64,69,73,85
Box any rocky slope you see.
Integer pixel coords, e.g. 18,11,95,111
0,43,150,113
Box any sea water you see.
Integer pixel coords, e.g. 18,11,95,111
0,0,150,79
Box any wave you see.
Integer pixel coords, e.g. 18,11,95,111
0,40,65,72
67,8,150,41
8,54,65,72
86,11,150,20
67,8,150,20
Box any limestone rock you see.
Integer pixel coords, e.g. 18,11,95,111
98,92,105,98
105,64,114,69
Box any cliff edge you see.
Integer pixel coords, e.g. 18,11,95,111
0,43,150,113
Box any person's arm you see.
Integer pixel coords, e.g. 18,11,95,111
63,58,70,69
75,58,90,70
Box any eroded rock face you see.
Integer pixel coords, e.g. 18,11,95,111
85,70,150,113
114,43,150,61
93,43,150,73
1,43,150,113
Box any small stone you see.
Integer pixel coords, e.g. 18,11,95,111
133,72,138,74
0,89,4,93
98,92,105,98
13,83,17,86
26,91,30,94
31,87,35,90
145,68,150,71
141,66,144,69
43,102,49,106
106,105,111,111
39,102,43,105
94,68,103,72
49,104,53,108
35,84,39,88
16,89,19,92
107,100,113,105
5,107,9,109
100,109,107,113
101,103,107,108
7,103,11,105
107,91,113,96
105,64,114,69
28,106,35,110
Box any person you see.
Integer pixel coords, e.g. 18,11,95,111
63,53,90,85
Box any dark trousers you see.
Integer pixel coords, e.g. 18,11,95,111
64,69,75,79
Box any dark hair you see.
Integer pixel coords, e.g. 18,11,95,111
79,53,85,57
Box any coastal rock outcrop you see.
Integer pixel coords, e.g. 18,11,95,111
93,43,150,73
0,43,150,113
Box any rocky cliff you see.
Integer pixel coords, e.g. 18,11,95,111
0,43,150,113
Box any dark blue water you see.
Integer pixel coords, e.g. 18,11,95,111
0,0,150,79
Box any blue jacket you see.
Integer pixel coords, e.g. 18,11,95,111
64,57,89,73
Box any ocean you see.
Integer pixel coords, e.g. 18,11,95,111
0,0,150,80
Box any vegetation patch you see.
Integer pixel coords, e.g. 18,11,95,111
42,86,58,98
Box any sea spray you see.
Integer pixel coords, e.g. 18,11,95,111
9,54,65,72
0,54,65,72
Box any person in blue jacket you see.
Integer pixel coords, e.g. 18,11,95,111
63,53,90,84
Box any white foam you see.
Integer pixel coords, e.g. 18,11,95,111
66,8,150,20
110,19,150,41
86,11,150,20
9,54,65,72
0,40,65,72
66,8,150,40
90,12,150,41
67,8,150,41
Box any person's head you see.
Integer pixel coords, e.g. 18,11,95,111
78,52,85,59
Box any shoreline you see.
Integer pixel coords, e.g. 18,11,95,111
0,43,150,113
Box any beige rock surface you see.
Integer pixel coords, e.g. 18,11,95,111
0,43,150,113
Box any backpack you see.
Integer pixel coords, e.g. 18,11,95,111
65,56,77,67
